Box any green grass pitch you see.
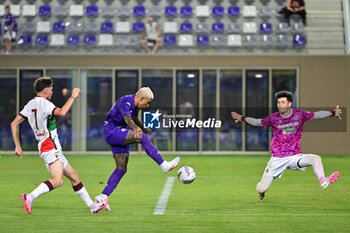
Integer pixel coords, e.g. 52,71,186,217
0,154,349,233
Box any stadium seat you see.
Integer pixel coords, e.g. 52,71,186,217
163,34,176,46
101,22,114,33
179,35,193,47
181,6,192,17
98,34,113,46
54,6,68,18
227,22,241,34
260,34,273,52
117,6,130,18
197,35,209,46
20,22,36,34
149,6,162,18
17,35,32,51
22,5,36,17
36,34,48,47
227,34,242,47
291,22,304,35
37,21,50,34
275,34,289,51
212,6,224,17
210,35,225,48
260,22,272,34
50,34,65,47
292,34,306,49
101,6,115,18
0,23,2,37
163,22,177,34
180,22,192,33
259,6,272,19
115,34,129,53
133,6,145,17
70,5,84,17
10,5,20,17
196,22,210,34
67,35,80,52
38,5,51,17
165,6,177,17
243,22,257,34
84,34,96,47
0,5,4,17
67,21,83,34
132,22,144,33
84,21,99,33
228,6,240,18
243,34,257,51
196,5,209,17
86,5,98,17
276,0,287,5
212,22,224,34
242,5,256,18
275,22,289,34
260,0,271,5
116,22,130,33
53,22,66,33
245,0,256,4
129,35,142,49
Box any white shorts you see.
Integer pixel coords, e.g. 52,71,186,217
40,150,68,172
263,153,309,178
4,31,16,40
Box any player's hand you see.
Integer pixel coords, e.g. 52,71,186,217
332,105,342,120
143,128,152,135
15,146,23,159
134,127,143,138
71,88,81,99
231,112,243,123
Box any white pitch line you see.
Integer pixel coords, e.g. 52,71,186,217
153,176,176,215
166,213,350,217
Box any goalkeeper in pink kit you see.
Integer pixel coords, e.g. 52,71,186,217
231,91,342,200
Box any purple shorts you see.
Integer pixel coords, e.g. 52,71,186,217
104,124,130,155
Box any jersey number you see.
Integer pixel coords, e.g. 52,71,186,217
32,109,39,130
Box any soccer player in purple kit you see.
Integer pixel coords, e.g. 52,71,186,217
231,91,342,200
3,5,16,54
94,87,180,207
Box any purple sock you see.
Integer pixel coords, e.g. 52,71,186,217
102,168,126,196
141,134,164,165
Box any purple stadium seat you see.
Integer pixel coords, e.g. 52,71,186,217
133,22,145,33
164,34,176,46
260,22,273,34
165,6,177,17
35,35,48,46
212,22,224,33
18,35,32,46
84,35,96,46
212,6,224,17
39,5,51,17
181,6,192,17
133,6,145,17
197,35,209,46
53,22,65,33
228,6,240,17
86,5,98,17
180,22,192,33
67,35,80,46
101,22,113,33
293,35,306,47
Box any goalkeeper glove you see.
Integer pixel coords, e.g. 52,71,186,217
331,105,342,120
231,112,246,123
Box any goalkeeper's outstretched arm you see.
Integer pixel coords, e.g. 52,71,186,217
313,105,342,120
231,112,263,126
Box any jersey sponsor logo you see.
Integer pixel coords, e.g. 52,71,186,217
277,121,299,129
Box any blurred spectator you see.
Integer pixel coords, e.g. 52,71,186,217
279,0,307,26
139,17,161,54
3,5,16,54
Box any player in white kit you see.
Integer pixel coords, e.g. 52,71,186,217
10,77,108,214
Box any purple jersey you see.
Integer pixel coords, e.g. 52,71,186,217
105,95,139,128
4,13,16,32
261,109,314,158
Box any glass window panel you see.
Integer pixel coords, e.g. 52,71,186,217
0,70,17,150
115,70,139,151
82,70,112,151
142,69,173,151
176,70,199,151
219,70,242,151
20,70,43,150
246,70,269,151
272,69,297,112
46,70,76,151
202,70,216,151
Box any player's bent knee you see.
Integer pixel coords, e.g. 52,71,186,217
52,179,64,188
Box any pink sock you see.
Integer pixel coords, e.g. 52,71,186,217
319,177,325,182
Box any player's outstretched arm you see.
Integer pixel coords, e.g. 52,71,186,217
54,88,81,117
313,105,342,120
231,112,263,126
133,117,152,135
10,115,26,159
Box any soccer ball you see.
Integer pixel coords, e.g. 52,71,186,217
177,166,196,184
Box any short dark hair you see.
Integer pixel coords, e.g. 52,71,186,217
33,77,53,93
275,90,293,102
5,5,10,9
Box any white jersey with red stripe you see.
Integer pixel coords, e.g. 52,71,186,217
19,96,62,154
